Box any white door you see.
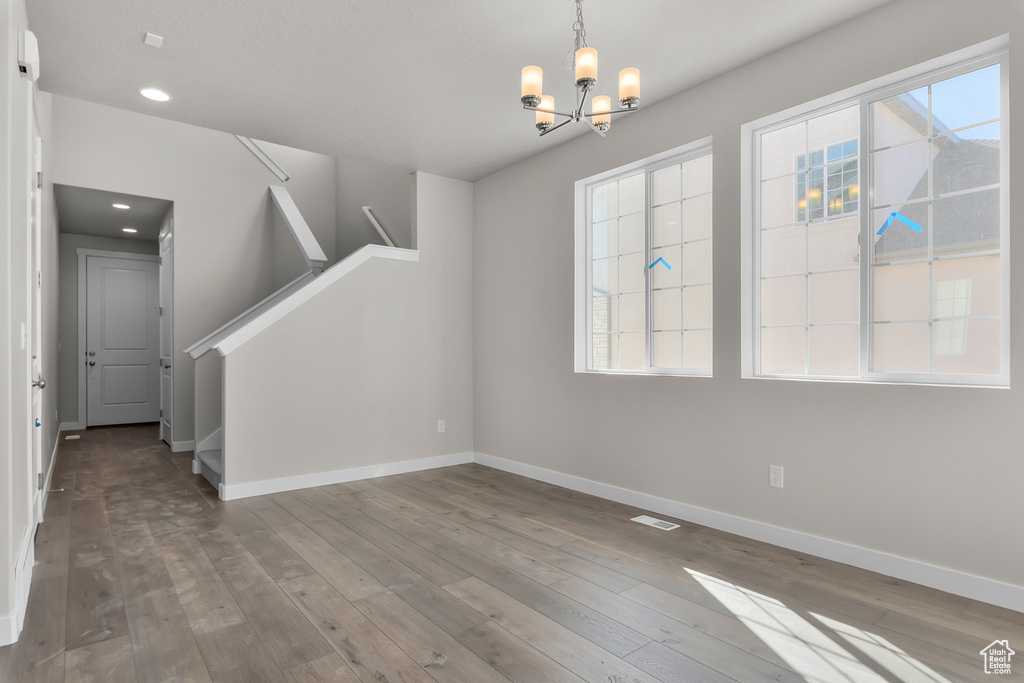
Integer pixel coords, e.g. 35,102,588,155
159,230,174,444
86,256,161,425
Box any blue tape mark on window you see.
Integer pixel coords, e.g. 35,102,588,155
648,257,671,270
876,210,925,236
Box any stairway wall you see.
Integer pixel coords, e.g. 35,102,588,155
222,173,472,491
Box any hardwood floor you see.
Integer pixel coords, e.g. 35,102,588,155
1,424,1021,682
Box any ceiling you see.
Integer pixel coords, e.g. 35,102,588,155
54,185,171,242
28,0,893,181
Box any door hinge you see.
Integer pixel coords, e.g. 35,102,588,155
36,171,42,189
37,472,43,490
37,271,41,288
159,409,163,417
157,306,163,315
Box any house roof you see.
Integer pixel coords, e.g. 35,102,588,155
26,0,894,181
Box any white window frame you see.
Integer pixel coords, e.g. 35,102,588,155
574,137,713,376
741,36,1009,387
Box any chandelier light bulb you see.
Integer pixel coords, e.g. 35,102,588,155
575,48,598,89
593,96,611,132
536,96,555,131
619,68,640,108
521,66,543,107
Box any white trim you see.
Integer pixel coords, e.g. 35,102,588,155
268,185,328,269
33,434,59,525
215,245,419,356
473,452,1024,613
76,249,160,428
236,135,290,182
219,452,474,501
170,439,195,453
184,270,315,359
59,421,85,431
0,514,38,646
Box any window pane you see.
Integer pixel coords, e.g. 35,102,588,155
872,140,930,206
761,276,805,326
682,154,713,198
592,219,618,259
808,217,859,271
652,289,681,330
653,203,681,247
933,255,999,318
873,263,928,321
761,121,806,180
683,286,712,330
933,122,999,195
592,257,618,294
592,334,612,369
682,194,712,242
653,331,682,368
933,319,999,375
808,106,859,152
651,246,681,289
619,173,645,215
761,327,806,375
761,175,801,229
932,64,1000,134
620,253,645,293
934,188,999,257
872,323,928,373
762,226,806,278
683,330,712,370
652,164,681,205
592,182,618,222
619,212,645,253
809,270,858,324
871,87,928,149
619,293,645,332
682,239,712,286
592,295,613,333
873,204,929,263
619,332,645,369
809,325,859,377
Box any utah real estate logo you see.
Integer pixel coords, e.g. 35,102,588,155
980,640,1014,675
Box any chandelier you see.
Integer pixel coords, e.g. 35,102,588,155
520,0,640,137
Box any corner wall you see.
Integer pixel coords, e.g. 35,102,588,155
472,0,1024,607
222,172,473,493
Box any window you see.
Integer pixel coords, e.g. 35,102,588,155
742,39,1008,386
575,139,713,376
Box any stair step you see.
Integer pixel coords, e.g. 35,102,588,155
196,449,222,490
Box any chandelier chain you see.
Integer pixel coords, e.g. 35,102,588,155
562,0,588,70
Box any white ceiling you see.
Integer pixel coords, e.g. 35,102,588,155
27,0,893,181
54,185,170,242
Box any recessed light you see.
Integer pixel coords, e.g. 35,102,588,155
140,87,171,102
112,203,130,210
122,227,138,233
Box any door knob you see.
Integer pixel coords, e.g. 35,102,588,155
32,377,45,389
163,363,171,369
88,351,96,356
88,361,95,366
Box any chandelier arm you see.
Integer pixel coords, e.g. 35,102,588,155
584,119,607,138
538,118,574,137
522,104,578,119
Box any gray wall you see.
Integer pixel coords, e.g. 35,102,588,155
473,0,1024,592
57,234,159,425
50,96,338,446
223,172,473,487
336,157,414,257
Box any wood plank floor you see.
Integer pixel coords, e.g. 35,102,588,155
1,424,1021,682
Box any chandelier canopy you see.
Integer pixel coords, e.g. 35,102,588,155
520,0,640,137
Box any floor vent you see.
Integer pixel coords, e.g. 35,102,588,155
65,435,80,440
631,515,680,531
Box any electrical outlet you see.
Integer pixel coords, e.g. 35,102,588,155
769,465,784,489
437,419,446,434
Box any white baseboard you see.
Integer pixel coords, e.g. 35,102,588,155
171,439,195,453
33,436,60,525
473,452,1024,614
192,458,202,475
59,421,85,431
0,514,38,646
220,452,475,501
